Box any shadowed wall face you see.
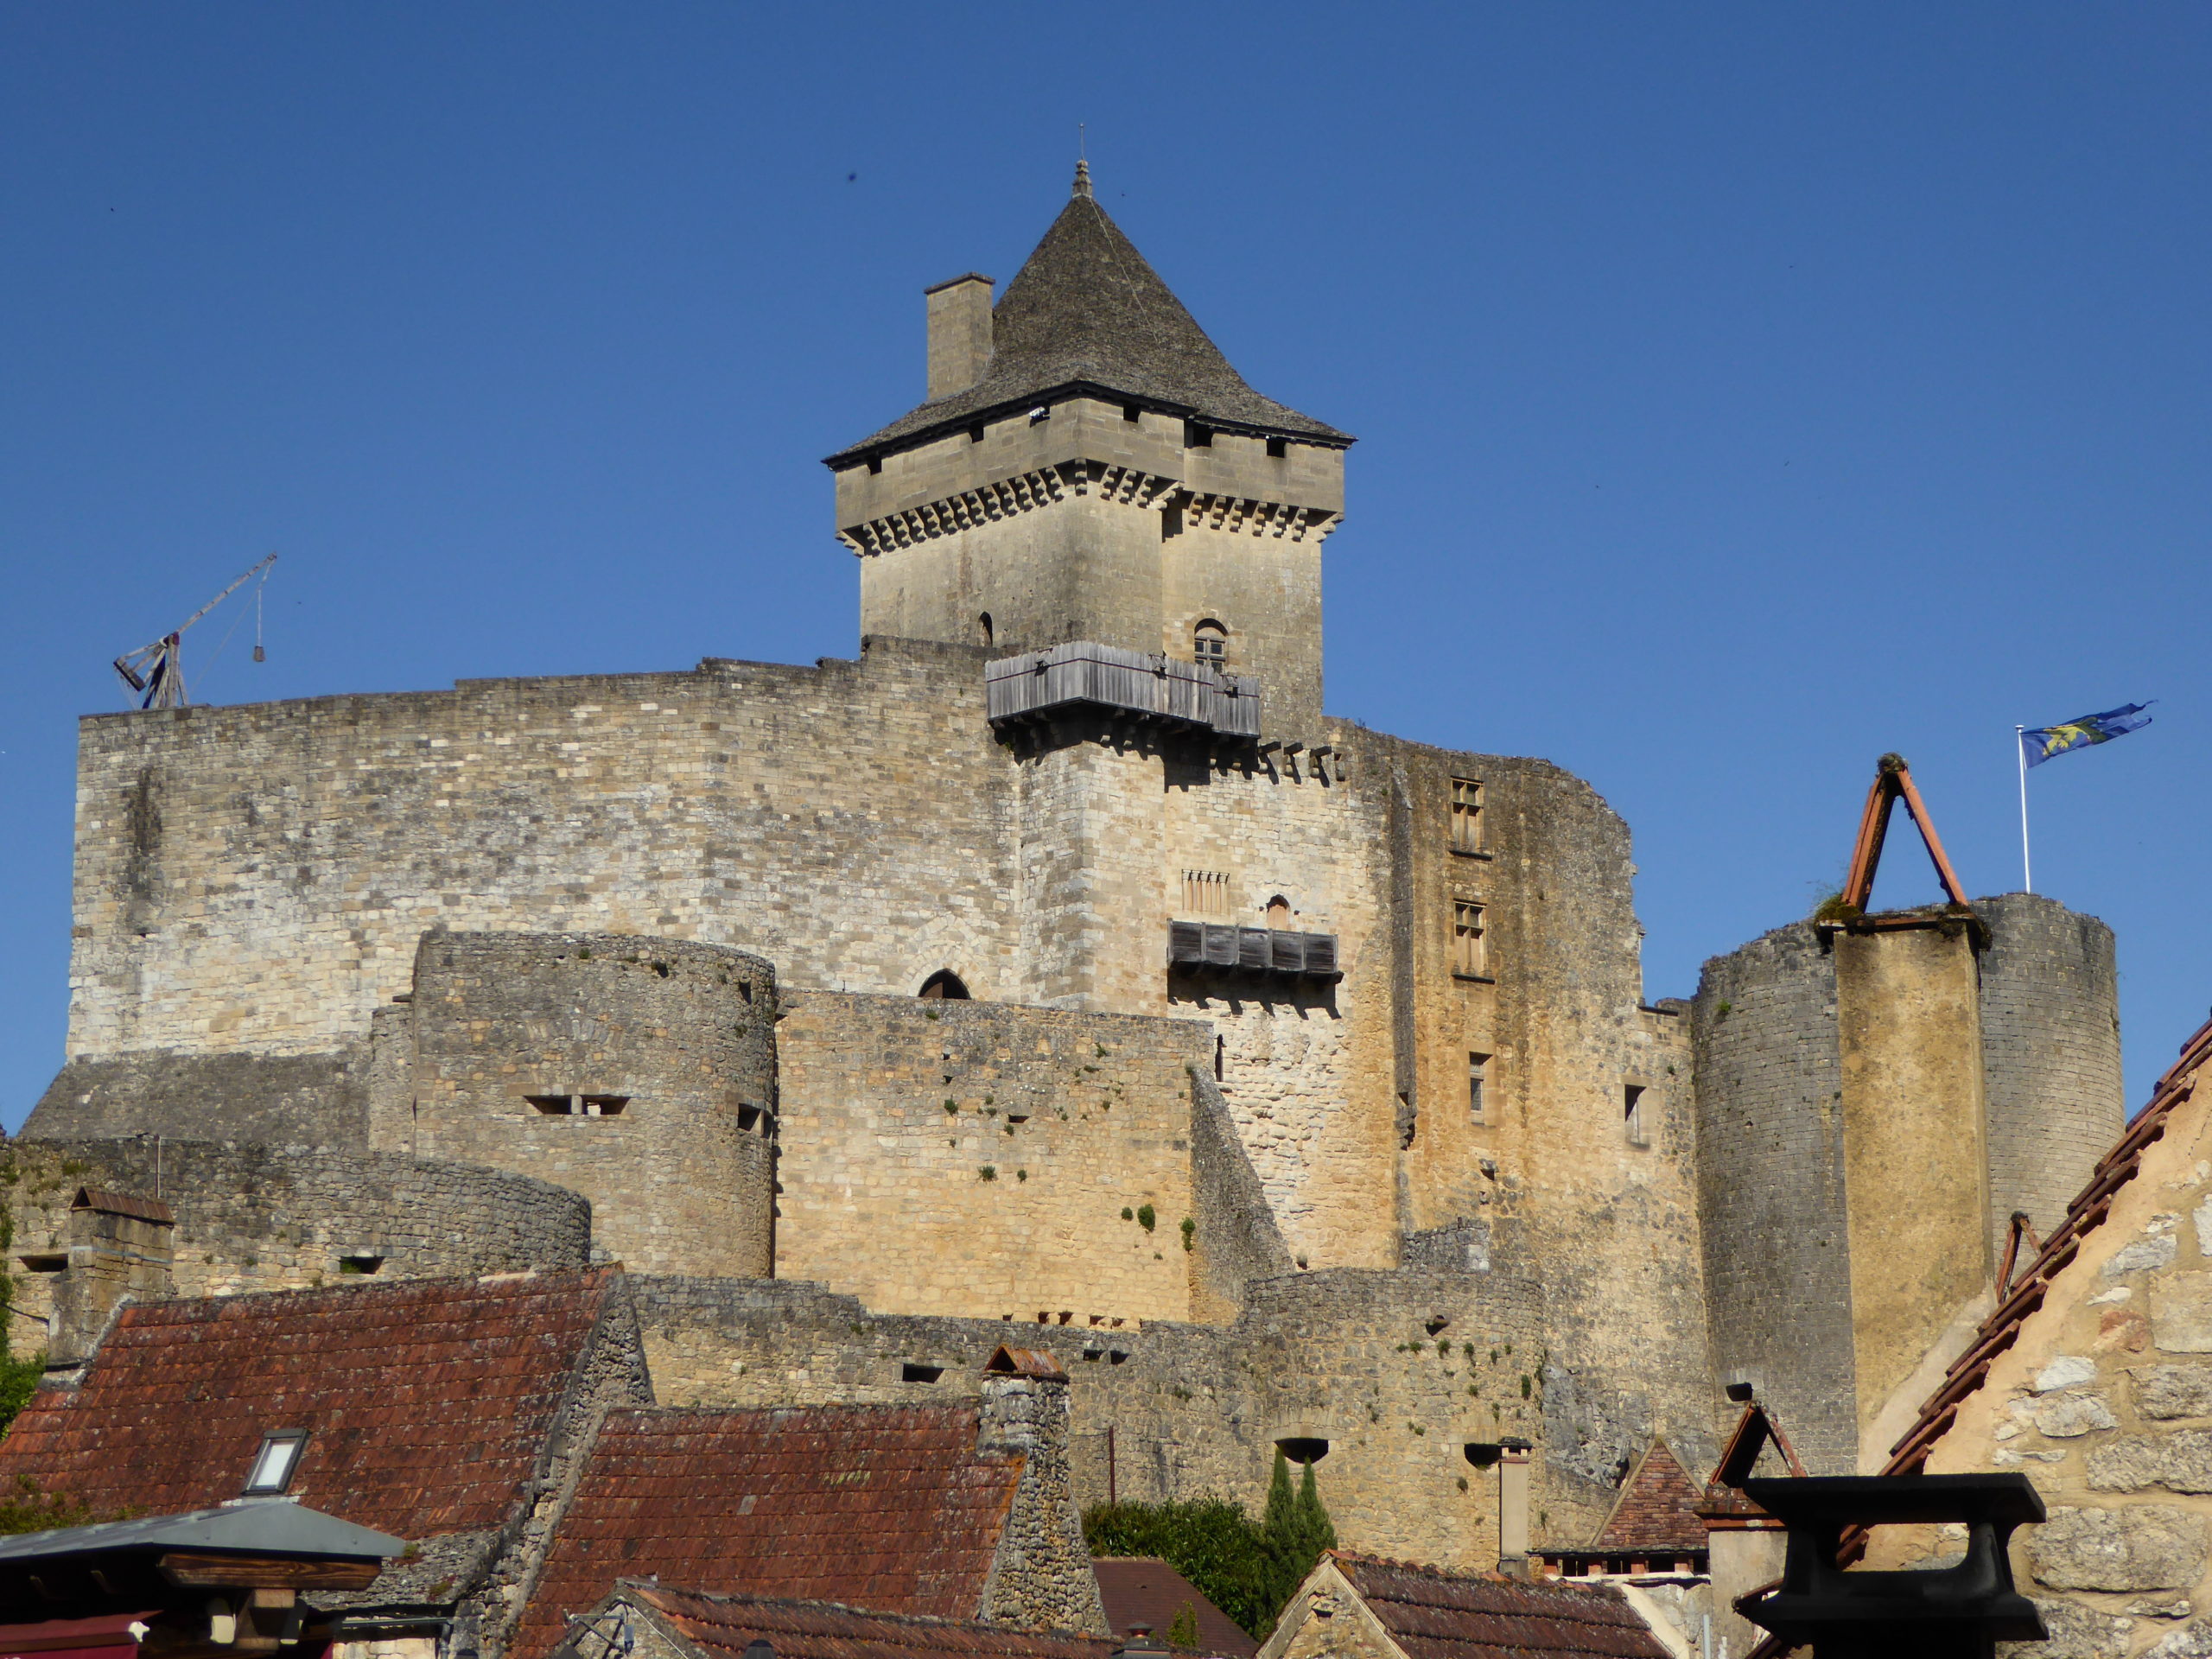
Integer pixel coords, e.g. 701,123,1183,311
1834,923,1992,1438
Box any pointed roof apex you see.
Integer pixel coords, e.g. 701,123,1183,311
828,185,1349,467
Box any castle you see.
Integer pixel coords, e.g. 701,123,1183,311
10,164,2127,1580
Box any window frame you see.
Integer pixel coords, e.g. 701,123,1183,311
1450,778,1486,855
1452,900,1489,980
243,1430,309,1496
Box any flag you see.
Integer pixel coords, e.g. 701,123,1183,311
2021,702,2155,768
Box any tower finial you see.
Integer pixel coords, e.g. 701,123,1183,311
1072,157,1093,200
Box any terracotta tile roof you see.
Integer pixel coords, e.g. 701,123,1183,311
513,1406,1028,1659
606,1585,1111,1659
0,1268,620,1539
1880,1012,2212,1478
71,1189,173,1225
1329,1553,1668,1659
1090,1559,1255,1658
1588,1442,1706,1554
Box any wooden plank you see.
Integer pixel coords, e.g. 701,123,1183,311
156,1555,383,1591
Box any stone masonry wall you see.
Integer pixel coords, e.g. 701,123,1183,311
390,931,776,1276
629,1263,1553,1579
0,1138,590,1355
772,993,1213,1323
1980,893,2126,1253
29,1048,370,1147
1692,921,1858,1473
1872,1043,2212,1659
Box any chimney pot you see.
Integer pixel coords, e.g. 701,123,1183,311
925,274,995,401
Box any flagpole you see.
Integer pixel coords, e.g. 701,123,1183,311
2016,725,2031,893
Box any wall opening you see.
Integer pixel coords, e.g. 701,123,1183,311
1193,621,1228,668
1122,403,1141,423
1452,902,1488,979
338,1255,385,1276
1468,1052,1491,1122
582,1095,629,1116
1184,421,1212,448
977,613,994,645
969,422,986,443
1266,894,1291,929
1275,1436,1330,1465
1451,778,1485,853
1215,1034,1225,1082
1624,1084,1649,1147
16,1254,65,1274
918,970,971,1001
1266,436,1287,458
527,1095,574,1115
901,1362,944,1384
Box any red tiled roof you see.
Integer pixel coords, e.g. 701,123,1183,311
513,1406,1029,1659
1880,1012,2212,1478
612,1585,1111,1659
1330,1553,1667,1659
72,1190,173,1225
1090,1559,1255,1657
1589,1442,1705,1554
0,1269,620,1539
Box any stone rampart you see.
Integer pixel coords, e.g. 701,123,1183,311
0,1138,590,1354
28,1048,369,1146
773,992,1214,1322
1979,893,2125,1250
388,931,777,1277
1692,921,1857,1473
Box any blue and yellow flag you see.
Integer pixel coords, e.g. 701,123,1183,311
2021,702,2154,768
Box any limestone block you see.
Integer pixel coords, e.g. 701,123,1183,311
2088,1430,2212,1494
2038,1356,2100,1392
2155,1274,2212,1354
2196,1195,2212,1257
2135,1366,2212,1421
2028,1504,2210,1591
2107,1229,2181,1277
2145,1620,2212,1659
2035,1393,2120,1438
2005,1597,2135,1659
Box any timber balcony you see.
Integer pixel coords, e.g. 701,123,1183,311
1168,922,1340,983
985,642,1261,739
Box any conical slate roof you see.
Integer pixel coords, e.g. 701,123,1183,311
828,168,1349,466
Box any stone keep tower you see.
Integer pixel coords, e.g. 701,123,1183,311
824,162,1351,735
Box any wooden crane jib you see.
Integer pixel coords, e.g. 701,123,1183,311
1840,753,1971,913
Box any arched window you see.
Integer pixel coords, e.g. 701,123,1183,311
1193,621,1227,667
1265,895,1291,929
978,613,994,645
918,970,971,1001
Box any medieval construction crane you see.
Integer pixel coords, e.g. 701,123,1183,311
112,553,276,709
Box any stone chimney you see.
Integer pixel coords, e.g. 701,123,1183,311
49,1187,175,1372
976,1346,1108,1636
925,274,994,400
1496,1438,1532,1578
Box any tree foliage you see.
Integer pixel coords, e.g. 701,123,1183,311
1082,1452,1337,1641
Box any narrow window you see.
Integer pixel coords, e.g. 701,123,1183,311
16,1255,65,1275
1122,403,1141,423
244,1431,309,1495
918,970,970,1001
1468,1052,1491,1121
581,1095,629,1117
901,1363,944,1384
1182,870,1230,916
1266,436,1287,459
1214,1034,1225,1082
1266,895,1292,929
1451,779,1484,852
867,454,883,475
978,613,994,645
1452,902,1488,978
1185,421,1212,448
1624,1084,1649,1147
969,422,986,443
1193,621,1227,668
526,1094,575,1116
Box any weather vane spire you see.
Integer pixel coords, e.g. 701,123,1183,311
1073,123,1091,198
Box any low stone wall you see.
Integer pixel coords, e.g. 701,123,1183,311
629,1258,1550,1576
0,1139,590,1354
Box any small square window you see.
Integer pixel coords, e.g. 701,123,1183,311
245,1431,308,1496
1266,436,1287,459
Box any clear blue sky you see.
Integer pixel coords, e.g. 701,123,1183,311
4,5,2207,1126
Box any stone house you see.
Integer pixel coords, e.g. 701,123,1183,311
1255,1552,1673,1659
0,1274,1100,1659
1852,1010,2212,1657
